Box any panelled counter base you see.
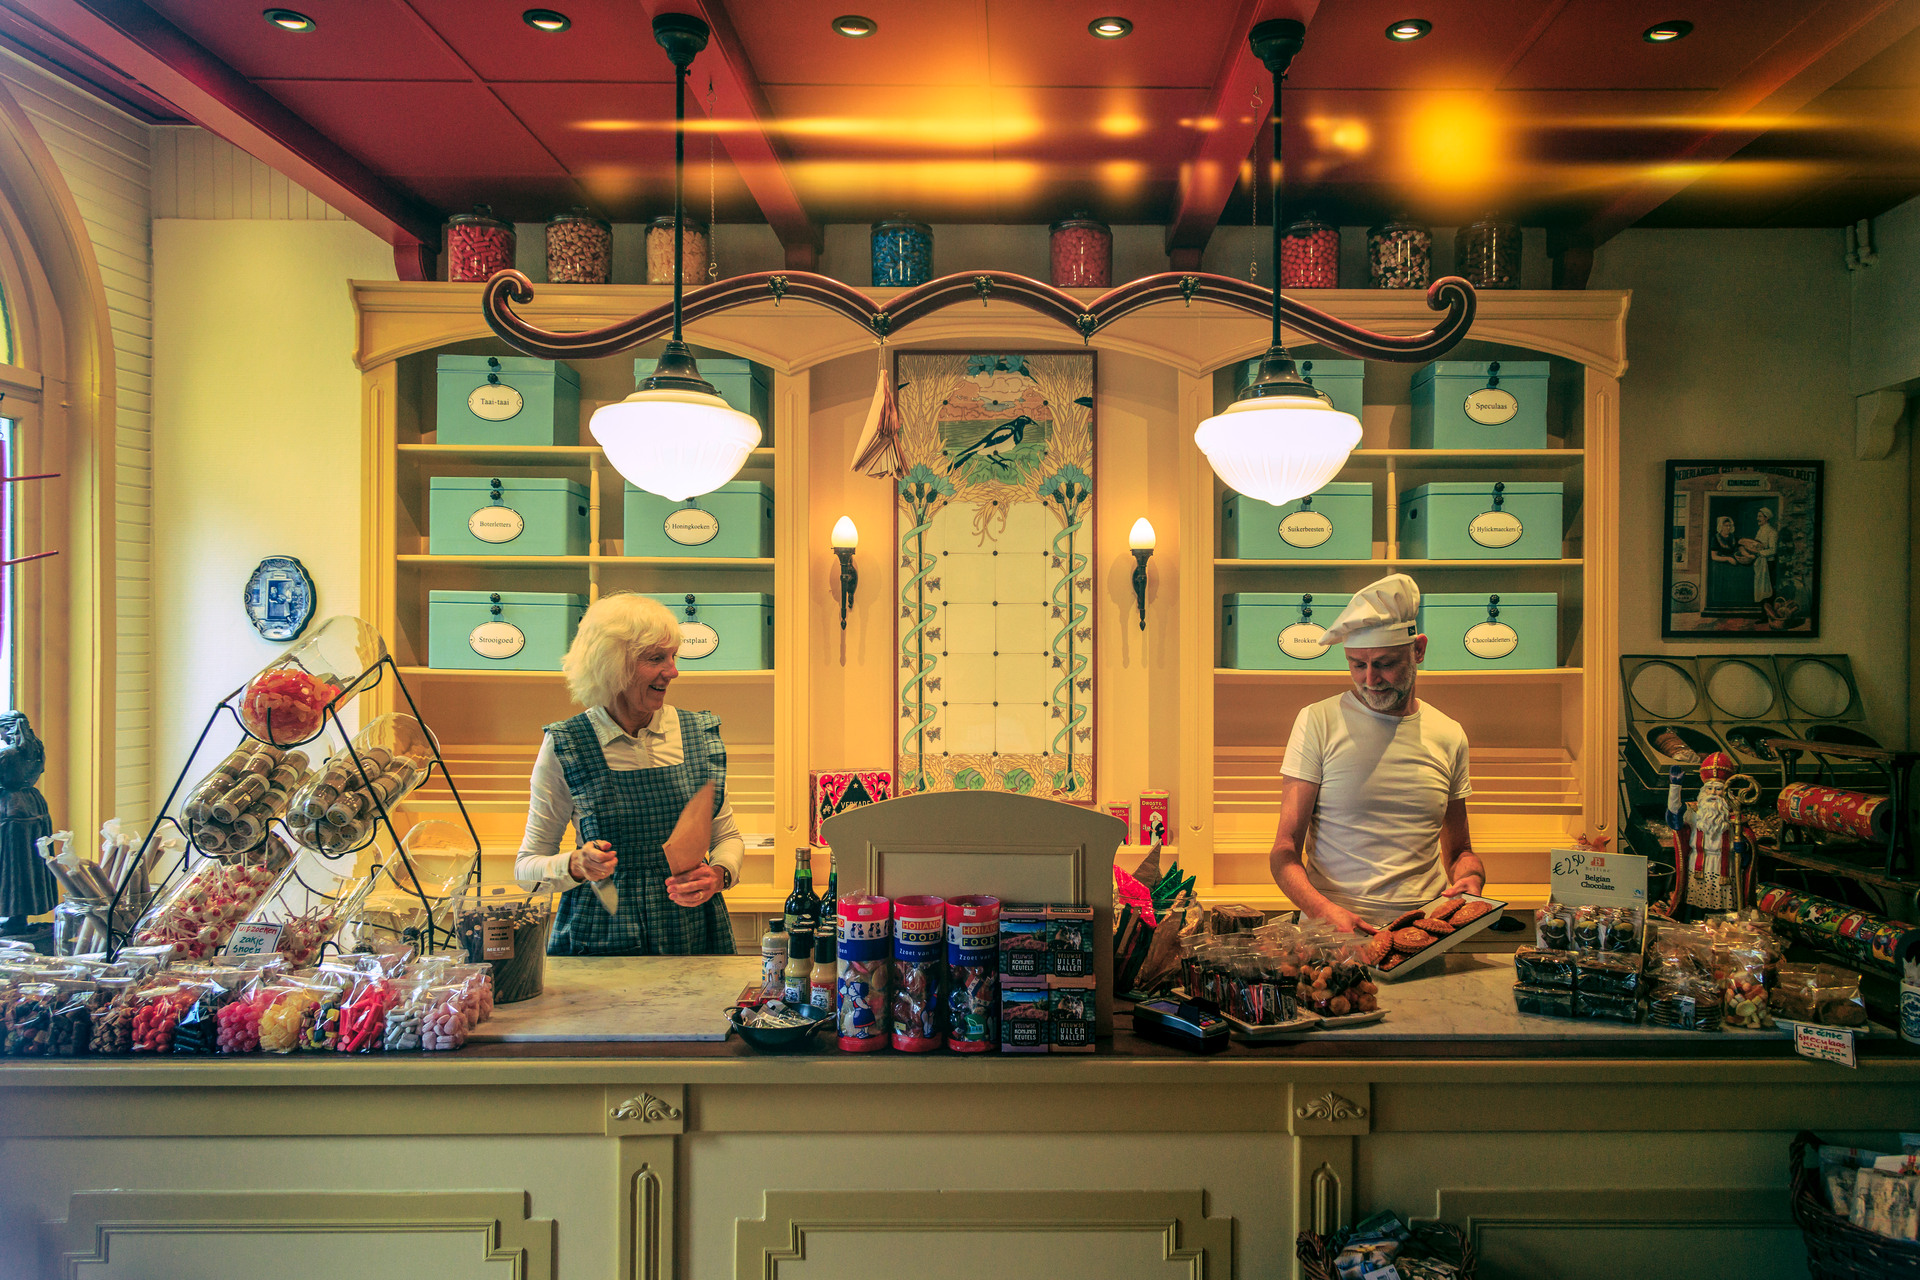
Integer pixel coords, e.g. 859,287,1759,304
5,956,1910,1280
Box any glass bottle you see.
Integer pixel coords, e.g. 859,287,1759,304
645,214,709,285
1455,215,1522,289
783,847,820,975
810,848,837,1010
870,215,933,287
759,919,788,999
1367,216,1431,289
1280,212,1339,288
1049,212,1112,288
445,206,515,282
544,207,612,284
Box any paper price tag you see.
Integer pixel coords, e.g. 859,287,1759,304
225,921,282,957
1794,1023,1857,1069
1549,850,1648,909
482,917,515,961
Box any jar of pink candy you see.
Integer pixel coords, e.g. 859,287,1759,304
1049,212,1111,288
1281,213,1340,288
445,206,515,283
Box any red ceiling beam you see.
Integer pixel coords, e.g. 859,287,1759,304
1164,0,1320,269
1577,0,1920,248
637,0,823,270
0,0,443,277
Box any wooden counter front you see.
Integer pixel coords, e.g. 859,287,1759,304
3,956,1911,1280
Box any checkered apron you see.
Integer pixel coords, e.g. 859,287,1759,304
544,710,736,956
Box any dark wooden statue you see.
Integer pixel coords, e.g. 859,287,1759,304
0,711,55,931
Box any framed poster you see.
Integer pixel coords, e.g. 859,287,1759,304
1662,460,1822,637
893,351,1096,803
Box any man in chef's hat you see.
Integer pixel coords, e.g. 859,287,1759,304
1268,573,1484,933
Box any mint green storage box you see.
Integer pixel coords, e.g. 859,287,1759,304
647,592,773,670
436,356,580,446
1222,592,1352,671
1411,360,1549,449
625,481,773,558
1222,482,1373,560
634,356,770,428
1399,481,1563,560
1419,592,1558,671
429,477,588,556
1237,357,1363,421
428,590,585,671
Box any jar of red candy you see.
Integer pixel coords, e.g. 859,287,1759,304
646,215,709,285
446,206,515,283
1049,212,1112,288
1455,214,1522,289
1367,216,1431,289
545,207,612,284
1281,214,1340,288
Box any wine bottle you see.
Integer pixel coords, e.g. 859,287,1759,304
783,847,819,974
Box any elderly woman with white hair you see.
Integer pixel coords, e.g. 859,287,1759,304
513,593,740,955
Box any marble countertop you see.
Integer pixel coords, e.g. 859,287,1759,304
470,955,761,1042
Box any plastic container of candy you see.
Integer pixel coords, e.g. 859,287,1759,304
836,893,891,1051
182,741,313,855
645,215,708,285
446,206,515,283
285,713,434,855
132,836,296,960
238,616,384,747
545,207,612,284
456,884,555,1003
1049,212,1112,288
890,895,946,1052
1367,216,1430,288
870,216,932,287
1281,213,1339,288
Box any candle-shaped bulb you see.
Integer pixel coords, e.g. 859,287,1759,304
1129,518,1156,552
831,516,859,551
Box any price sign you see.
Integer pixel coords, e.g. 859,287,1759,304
1794,1023,1858,1069
225,921,283,957
1549,850,1648,909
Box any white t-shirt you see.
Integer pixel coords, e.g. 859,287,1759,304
1280,692,1472,921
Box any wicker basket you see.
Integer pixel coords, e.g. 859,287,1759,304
1296,1221,1476,1280
1791,1130,1920,1279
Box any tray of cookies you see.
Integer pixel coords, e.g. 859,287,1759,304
1368,892,1508,983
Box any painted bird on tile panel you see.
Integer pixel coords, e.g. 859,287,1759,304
947,415,1034,473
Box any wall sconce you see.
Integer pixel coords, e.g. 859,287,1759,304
832,516,859,629
1129,518,1155,630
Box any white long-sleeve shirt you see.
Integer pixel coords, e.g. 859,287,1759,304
513,704,744,893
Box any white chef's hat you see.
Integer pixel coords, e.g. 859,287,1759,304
1321,572,1421,648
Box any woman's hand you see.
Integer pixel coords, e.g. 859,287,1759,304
665,862,724,909
568,840,617,883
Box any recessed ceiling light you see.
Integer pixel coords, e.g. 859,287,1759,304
523,9,571,33
1089,16,1133,38
832,14,877,37
1385,18,1431,41
1643,20,1693,42
263,8,314,32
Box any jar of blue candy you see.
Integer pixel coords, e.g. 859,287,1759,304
870,215,932,287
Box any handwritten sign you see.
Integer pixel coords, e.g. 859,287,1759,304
224,921,283,957
1549,850,1649,909
1794,1023,1858,1069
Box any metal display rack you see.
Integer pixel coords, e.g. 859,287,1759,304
1765,737,1918,893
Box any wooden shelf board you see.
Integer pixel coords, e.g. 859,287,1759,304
396,665,773,684
396,554,774,568
1341,448,1584,469
1215,558,1583,569
398,444,775,464
1213,667,1583,684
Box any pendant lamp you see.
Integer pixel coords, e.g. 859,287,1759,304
589,14,760,502
1193,21,1363,508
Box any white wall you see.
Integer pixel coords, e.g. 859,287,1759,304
1590,228,1911,747
151,219,394,796
1850,193,1920,395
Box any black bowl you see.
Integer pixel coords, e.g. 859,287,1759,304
728,1003,834,1051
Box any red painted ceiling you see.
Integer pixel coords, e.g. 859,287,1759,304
10,0,1920,236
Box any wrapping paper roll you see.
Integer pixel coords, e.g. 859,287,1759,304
1777,783,1894,843
1756,884,1918,978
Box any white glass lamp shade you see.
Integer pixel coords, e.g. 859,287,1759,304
589,386,762,502
831,516,859,550
1193,395,1363,508
1128,517,1156,551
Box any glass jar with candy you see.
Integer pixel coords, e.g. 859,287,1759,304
870,215,932,287
645,215,709,285
1367,216,1431,289
445,206,515,283
1049,212,1112,288
1280,213,1340,288
1455,214,1522,289
545,207,612,284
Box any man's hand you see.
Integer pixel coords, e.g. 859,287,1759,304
1441,871,1485,898
665,862,724,908
568,840,617,883
1312,904,1377,935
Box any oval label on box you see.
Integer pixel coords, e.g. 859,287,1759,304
678,620,719,660
469,620,526,660
1279,510,1334,549
467,505,524,544
1464,621,1518,661
1469,510,1524,548
1277,622,1331,661
467,383,524,422
664,508,720,546
1463,386,1518,425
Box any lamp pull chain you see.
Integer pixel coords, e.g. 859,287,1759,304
707,73,719,281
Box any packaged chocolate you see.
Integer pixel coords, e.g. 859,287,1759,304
1646,974,1722,1031
1573,989,1640,1023
1000,984,1049,1053
1534,906,1571,951
4,982,57,1055
1048,903,1094,978
1049,985,1095,1052
998,904,1049,979
1598,906,1642,954
1574,951,1643,999
1512,983,1573,1018
1570,904,1603,953
1297,927,1372,1017
1513,946,1576,989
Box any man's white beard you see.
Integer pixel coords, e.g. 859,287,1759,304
1355,669,1415,713
1692,782,1730,844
